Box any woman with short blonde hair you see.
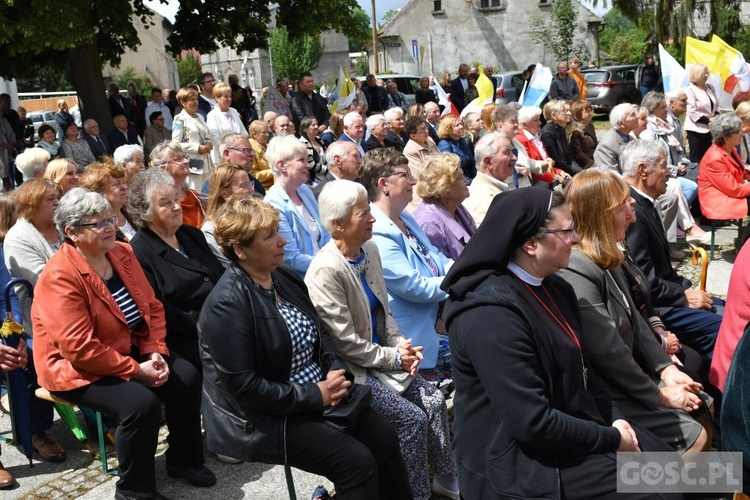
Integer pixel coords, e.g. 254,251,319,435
685,63,720,163
436,116,475,178
248,120,274,189
172,87,213,190
263,135,330,276
207,82,247,165
43,158,79,194
413,153,476,259
80,161,137,241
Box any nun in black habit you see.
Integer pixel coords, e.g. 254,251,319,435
441,187,681,499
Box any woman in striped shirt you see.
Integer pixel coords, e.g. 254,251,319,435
31,188,216,499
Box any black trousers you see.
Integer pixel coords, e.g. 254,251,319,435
560,423,683,500
686,130,713,164
53,351,204,497
285,408,413,500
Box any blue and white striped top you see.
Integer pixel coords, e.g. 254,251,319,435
105,273,142,331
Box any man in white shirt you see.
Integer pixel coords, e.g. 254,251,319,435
145,88,173,129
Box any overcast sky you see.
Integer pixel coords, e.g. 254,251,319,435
144,0,607,28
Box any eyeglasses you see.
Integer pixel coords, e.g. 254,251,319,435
167,155,190,163
542,226,576,240
227,147,255,156
390,169,414,180
202,79,216,85
79,215,117,231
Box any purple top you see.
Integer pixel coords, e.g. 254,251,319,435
412,201,477,260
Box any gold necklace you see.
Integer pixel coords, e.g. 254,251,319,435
96,259,112,280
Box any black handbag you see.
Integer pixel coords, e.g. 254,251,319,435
321,383,372,432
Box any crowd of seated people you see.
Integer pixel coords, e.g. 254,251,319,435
4,62,750,499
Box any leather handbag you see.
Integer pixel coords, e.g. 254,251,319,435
373,369,414,395
321,383,372,432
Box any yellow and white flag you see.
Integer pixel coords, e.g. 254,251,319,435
461,65,495,118
330,65,356,113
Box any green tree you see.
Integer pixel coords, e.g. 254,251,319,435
269,26,325,82
177,53,202,87
378,9,399,30
592,0,742,55
348,9,372,52
113,67,154,94
0,0,361,133
354,54,369,77
530,0,585,62
16,67,72,93
598,8,649,64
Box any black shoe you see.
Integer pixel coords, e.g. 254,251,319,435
166,464,217,487
114,491,172,500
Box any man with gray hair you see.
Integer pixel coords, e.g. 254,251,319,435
666,88,689,154
462,132,517,225
621,140,722,362
339,111,366,156
549,62,580,102
313,141,361,198
82,119,111,160
593,102,639,172
424,101,442,145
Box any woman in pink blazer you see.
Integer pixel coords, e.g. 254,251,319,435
685,64,720,163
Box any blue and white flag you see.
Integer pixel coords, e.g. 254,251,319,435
658,44,689,93
521,63,552,107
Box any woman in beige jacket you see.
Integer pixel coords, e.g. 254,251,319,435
305,179,459,500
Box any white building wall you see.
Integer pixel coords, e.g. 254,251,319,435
374,0,600,76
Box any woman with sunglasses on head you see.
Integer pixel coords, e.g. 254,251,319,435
32,188,214,500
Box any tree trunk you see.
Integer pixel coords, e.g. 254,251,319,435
68,43,112,134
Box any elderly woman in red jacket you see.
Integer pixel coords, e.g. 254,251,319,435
32,188,215,500
697,113,750,222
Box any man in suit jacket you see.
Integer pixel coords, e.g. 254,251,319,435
108,83,133,125
126,82,148,137
593,102,639,173
313,141,360,199
449,64,470,113
621,140,722,361
82,119,111,159
107,114,142,153
338,112,367,156
424,102,442,145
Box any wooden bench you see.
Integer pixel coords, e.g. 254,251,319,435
34,387,116,475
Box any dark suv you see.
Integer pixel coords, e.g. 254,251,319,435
581,65,642,113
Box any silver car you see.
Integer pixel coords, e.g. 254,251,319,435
27,109,58,141
492,71,524,104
